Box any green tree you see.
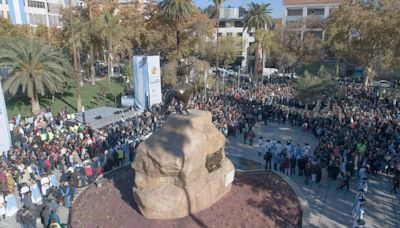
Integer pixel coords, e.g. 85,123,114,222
0,38,72,115
295,67,336,104
252,29,277,79
96,9,122,88
219,36,240,69
63,2,86,112
243,3,274,79
83,0,103,85
277,30,323,76
325,0,400,88
34,24,49,43
159,0,193,82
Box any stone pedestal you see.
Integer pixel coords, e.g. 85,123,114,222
132,110,235,219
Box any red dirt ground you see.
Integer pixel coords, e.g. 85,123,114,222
71,167,301,228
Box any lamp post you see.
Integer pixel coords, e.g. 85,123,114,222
237,66,241,89
204,71,207,97
82,106,86,124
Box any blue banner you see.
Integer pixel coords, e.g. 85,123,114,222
133,56,149,111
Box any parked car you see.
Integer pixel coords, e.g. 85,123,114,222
263,68,278,78
227,69,237,76
373,80,391,88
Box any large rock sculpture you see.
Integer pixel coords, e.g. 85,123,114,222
132,110,235,219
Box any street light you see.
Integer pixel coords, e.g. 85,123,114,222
204,71,207,97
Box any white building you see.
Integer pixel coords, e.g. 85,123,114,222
282,0,342,40
0,0,143,29
217,7,255,73
0,0,74,28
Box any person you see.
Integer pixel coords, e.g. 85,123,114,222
311,160,318,183
304,160,312,185
294,144,302,159
247,129,255,146
263,148,272,170
67,168,78,202
390,174,399,194
337,172,350,191
85,162,94,184
302,143,311,158
41,205,51,228
21,191,34,209
116,148,124,167
290,155,296,175
282,156,290,175
0,194,5,221
298,156,306,176
49,218,61,228
60,182,71,208
128,143,135,162
257,137,263,156
48,210,60,225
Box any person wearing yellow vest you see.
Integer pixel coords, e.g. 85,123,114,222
116,149,124,167
40,133,48,141
48,131,54,141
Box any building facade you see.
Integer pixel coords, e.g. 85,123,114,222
217,7,254,72
0,0,79,28
282,0,342,39
0,0,142,28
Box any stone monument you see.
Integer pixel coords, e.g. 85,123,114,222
132,110,235,219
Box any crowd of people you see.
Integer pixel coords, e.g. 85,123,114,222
0,80,399,227
0,109,165,227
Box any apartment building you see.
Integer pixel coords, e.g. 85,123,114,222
0,0,76,28
0,0,143,28
217,7,255,72
282,0,342,39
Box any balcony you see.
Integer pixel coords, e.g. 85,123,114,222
286,20,303,29
286,15,302,21
306,15,324,29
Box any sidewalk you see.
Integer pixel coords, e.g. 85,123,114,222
225,122,400,228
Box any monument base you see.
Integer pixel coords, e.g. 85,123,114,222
132,110,235,219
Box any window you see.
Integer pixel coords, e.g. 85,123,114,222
49,15,62,27
249,32,254,37
28,1,46,9
307,8,324,16
47,3,61,14
234,20,243,28
287,9,303,16
29,13,46,25
219,21,226,28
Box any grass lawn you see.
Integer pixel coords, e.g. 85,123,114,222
5,78,126,118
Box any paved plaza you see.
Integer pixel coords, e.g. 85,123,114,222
225,122,400,228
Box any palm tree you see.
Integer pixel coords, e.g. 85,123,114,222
159,0,193,82
252,29,276,82
97,10,122,88
213,0,224,80
243,3,274,79
65,1,83,112
83,0,97,86
0,38,72,115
